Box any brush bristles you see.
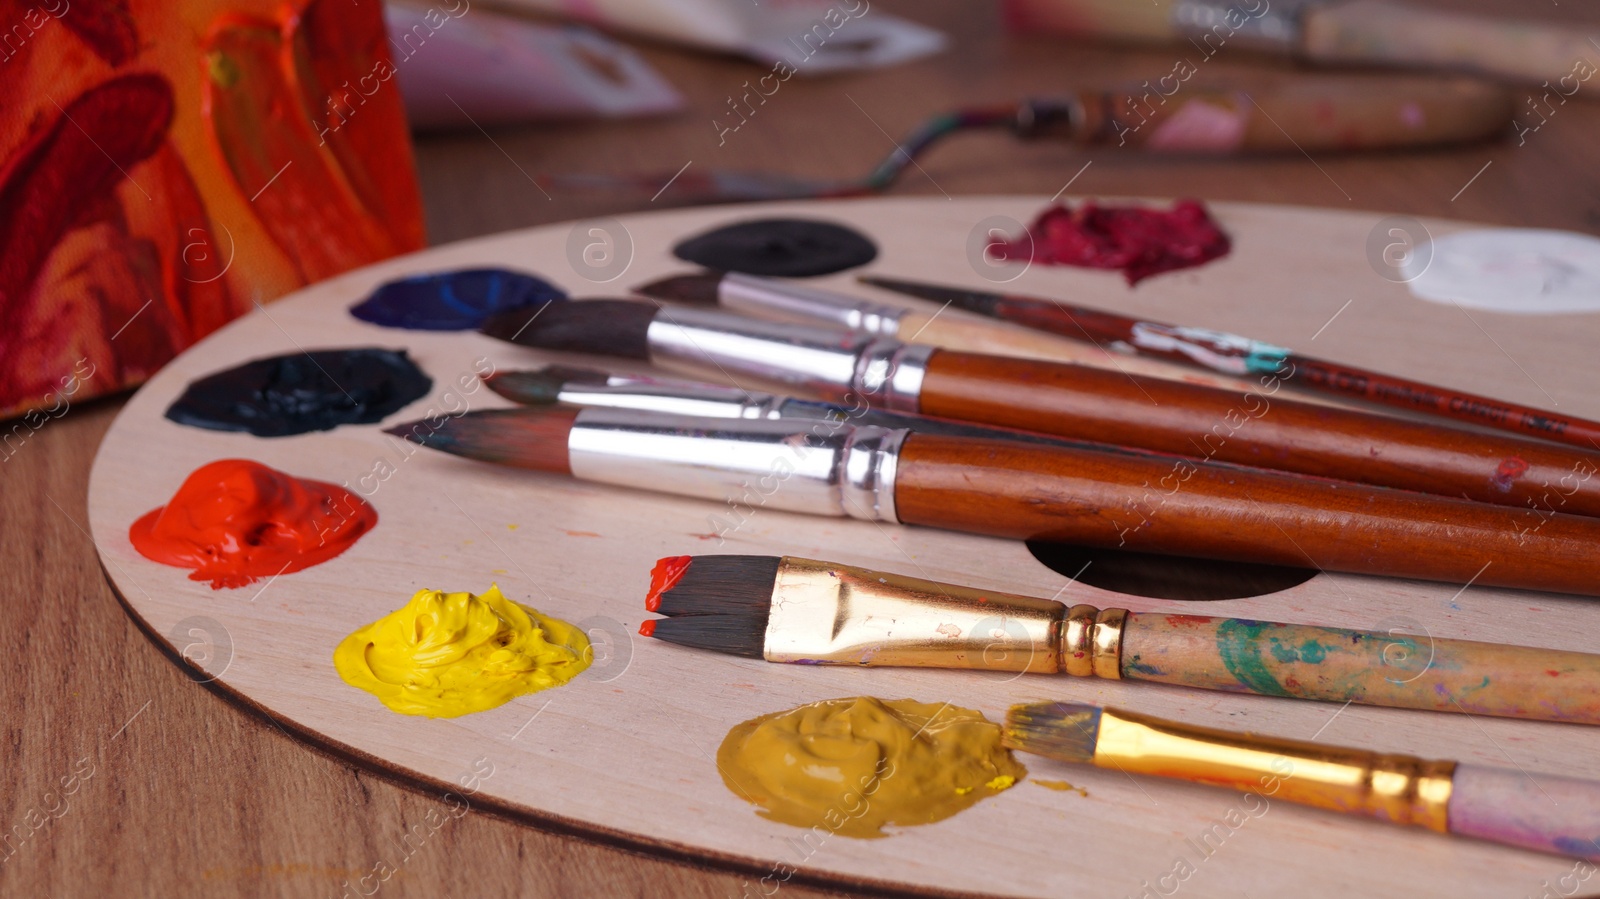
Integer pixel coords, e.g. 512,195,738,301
652,555,782,617
1002,702,1103,763
384,407,579,474
483,366,610,406
644,616,766,659
479,299,657,360
632,273,724,306
641,555,781,658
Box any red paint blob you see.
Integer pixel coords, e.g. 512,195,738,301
1493,456,1531,491
645,555,693,611
639,619,657,638
129,459,376,589
993,200,1231,285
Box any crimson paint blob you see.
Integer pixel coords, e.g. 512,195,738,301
994,200,1231,285
130,459,376,589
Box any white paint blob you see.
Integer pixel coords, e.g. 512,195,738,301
1404,228,1600,314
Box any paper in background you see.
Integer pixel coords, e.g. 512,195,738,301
479,0,946,73
386,2,685,130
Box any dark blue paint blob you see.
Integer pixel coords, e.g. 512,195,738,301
165,348,432,437
351,268,566,331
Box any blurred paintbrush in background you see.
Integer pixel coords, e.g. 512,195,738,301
1006,0,1600,98
541,77,1512,202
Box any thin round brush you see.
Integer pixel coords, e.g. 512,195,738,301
1013,0,1592,93
1003,701,1600,863
633,271,1261,393
861,273,1600,454
477,298,1600,521
636,554,1600,724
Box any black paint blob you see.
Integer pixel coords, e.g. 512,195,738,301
350,268,566,331
672,218,877,277
1026,540,1317,601
165,348,433,437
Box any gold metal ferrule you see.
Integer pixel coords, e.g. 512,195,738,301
1092,706,1456,833
761,557,1127,677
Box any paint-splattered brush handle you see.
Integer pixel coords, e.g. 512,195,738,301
1120,614,1600,724
1302,1,1597,93
1049,705,1600,864
1449,766,1600,861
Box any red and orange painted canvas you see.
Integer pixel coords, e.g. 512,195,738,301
0,0,426,426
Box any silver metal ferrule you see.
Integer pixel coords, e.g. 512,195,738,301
644,306,933,412
565,408,907,523
717,272,908,338
1170,0,1318,56
556,378,787,420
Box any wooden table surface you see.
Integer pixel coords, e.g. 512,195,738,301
9,2,1600,896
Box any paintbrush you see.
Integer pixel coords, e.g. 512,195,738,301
1009,0,1595,96
543,80,1511,203
640,554,1600,724
388,405,1600,596
477,299,1600,520
1004,701,1600,863
633,271,1262,393
483,364,1154,453
861,273,1600,455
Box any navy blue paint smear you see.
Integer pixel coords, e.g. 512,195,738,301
673,219,877,277
351,268,566,331
166,348,432,437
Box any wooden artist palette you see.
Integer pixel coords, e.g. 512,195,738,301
88,197,1600,898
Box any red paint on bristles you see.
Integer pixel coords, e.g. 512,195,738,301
646,555,693,611
639,619,657,637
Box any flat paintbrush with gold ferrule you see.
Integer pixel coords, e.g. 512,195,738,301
639,555,1600,726
1004,701,1600,863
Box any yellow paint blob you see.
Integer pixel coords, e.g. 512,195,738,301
1034,779,1088,796
333,585,590,718
716,697,1026,839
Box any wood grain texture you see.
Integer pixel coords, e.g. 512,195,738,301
12,1,1600,896
80,197,1600,899
916,349,1600,518
1119,613,1600,723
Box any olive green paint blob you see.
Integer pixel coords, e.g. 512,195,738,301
1035,780,1088,797
715,697,1025,839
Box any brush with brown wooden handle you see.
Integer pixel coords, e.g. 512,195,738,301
389,405,1600,596
477,299,1600,521
634,271,1272,395
1008,0,1600,97
860,274,1600,451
